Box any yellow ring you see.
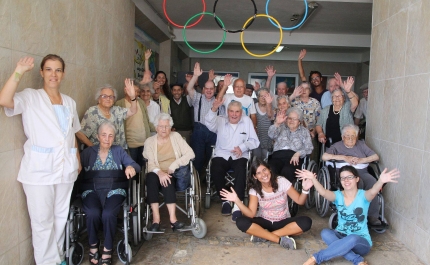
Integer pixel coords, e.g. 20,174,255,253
240,14,283,58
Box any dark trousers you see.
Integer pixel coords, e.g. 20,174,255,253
82,192,125,250
146,172,176,204
128,146,144,169
236,215,312,233
191,123,217,173
268,150,303,184
210,157,248,201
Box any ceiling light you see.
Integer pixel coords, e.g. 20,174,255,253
275,46,284,52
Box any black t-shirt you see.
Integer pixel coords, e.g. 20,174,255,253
325,105,342,147
310,90,325,103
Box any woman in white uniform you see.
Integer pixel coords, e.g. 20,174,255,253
0,55,81,265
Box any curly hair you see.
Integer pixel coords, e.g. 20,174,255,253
247,158,278,198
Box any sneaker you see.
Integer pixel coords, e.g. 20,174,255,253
231,203,242,223
279,236,296,250
221,201,232,216
250,235,268,243
368,216,382,226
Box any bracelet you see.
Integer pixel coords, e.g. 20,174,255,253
302,189,310,194
131,98,137,101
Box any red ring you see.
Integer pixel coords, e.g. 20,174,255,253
163,0,206,28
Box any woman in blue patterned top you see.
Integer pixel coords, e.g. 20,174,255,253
297,165,400,265
80,121,140,265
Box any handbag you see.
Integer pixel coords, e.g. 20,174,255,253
173,164,191,191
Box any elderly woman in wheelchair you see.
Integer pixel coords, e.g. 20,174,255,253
321,124,381,225
297,166,400,265
143,113,195,232
268,107,313,184
80,121,140,265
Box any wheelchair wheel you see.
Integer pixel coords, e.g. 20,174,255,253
68,242,84,265
117,239,132,264
142,204,153,241
289,180,300,217
328,212,338,230
316,167,330,217
193,167,202,217
132,213,138,246
305,160,318,209
372,227,387,234
192,218,207,239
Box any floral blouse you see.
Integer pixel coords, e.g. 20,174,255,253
290,97,321,129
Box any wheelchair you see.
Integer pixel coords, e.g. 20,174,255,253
264,150,318,217
205,146,251,209
315,158,389,234
64,172,144,265
141,160,207,239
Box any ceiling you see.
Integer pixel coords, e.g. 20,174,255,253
134,0,373,62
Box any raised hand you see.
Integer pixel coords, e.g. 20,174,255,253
290,85,304,99
301,177,314,191
124,78,136,98
211,97,225,111
378,168,400,184
254,81,260,91
263,93,273,104
220,187,238,203
265,65,276,77
295,169,317,181
223,74,233,87
193,62,203,77
298,49,307,60
208,69,215,81
16,57,35,74
343,76,355,93
144,49,152,60
275,110,287,125
334,72,342,86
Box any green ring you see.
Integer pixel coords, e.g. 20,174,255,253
182,12,226,54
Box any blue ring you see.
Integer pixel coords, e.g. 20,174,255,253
265,0,308,31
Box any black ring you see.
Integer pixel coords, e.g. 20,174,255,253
213,0,257,33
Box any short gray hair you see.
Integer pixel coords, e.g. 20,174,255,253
332,88,345,100
95,84,117,101
97,121,116,136
141,81,155,94
227,101,243,111
341,124,359,136
277,95,289,103
257,88,270,97
154,113,174,127
286,107,304,122
301,81,312,93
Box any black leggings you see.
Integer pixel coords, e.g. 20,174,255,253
268,150,303,183
146,172,176,204
236,215,312,234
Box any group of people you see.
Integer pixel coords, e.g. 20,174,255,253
0,48,395,265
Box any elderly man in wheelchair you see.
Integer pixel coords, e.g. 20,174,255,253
205,99,260,222
321,124,381,226
79,121,141,265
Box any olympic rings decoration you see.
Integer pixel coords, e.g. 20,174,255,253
182,12,227,54
240,14,283,58
213,0,257,33
265,0,309,31
163,0,206,28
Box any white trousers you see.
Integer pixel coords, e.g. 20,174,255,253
23,183,74,265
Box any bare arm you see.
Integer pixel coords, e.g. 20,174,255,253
365,168,400,201
0,57,35,108
357,154,379,164
125,78,137,118
265,65,276,90
216,74,232,101
220,188,258,218
298,49,307,82
75,131,94,147
296,169,336,202
140,49,153,84
75,138,82,174
187,62,203,99
343,77,359,112
251,114,257,129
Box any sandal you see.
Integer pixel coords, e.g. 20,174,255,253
170,221,185,231
88,241,100,265
100,249,113,265
150,222,161,232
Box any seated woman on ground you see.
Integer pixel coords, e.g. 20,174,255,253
143,113,195,232
268,107,313,183
322,124,381,225
80,121,140,265
297,166,400,265
220,158,313,250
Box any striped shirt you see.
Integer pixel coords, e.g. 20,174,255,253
256,104,273,149
189,92,215,123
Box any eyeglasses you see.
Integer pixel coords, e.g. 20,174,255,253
100,94,115,100
340,175,356,181
157,125,171,129
287,117,299,121
343,135,356,140
310,77,320,81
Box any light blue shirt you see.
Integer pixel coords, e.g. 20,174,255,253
204,110,260,160
320,91,332,109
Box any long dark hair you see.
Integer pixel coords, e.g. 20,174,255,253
247,158,278,198
154,71,171,98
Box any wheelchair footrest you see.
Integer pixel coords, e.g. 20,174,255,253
142,228,165,234
176,226,193,232
369,222,389,229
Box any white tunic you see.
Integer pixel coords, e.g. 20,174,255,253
5,88,81,185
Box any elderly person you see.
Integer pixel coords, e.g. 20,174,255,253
76,79,137,149
321,124,381,225
315,81,354,148
254,88,274,160
321,73,359,111
354,84,368,125
115,80,155,167
80,121,140,265
140,82,160,127
0,55,80,265
268,107,313,184
143,113,195,232
205,99,260,222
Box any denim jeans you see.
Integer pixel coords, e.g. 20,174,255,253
313,228,371,265
191,123,217,173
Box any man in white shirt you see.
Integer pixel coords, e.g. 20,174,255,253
354,84,368,125
205,99,259,222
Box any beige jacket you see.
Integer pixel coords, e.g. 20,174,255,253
143,131,195,173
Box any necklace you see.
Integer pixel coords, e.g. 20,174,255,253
333,105,342,115
46,92,63,105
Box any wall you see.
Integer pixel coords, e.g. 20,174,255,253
367,1,430,264
0,0,135,263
